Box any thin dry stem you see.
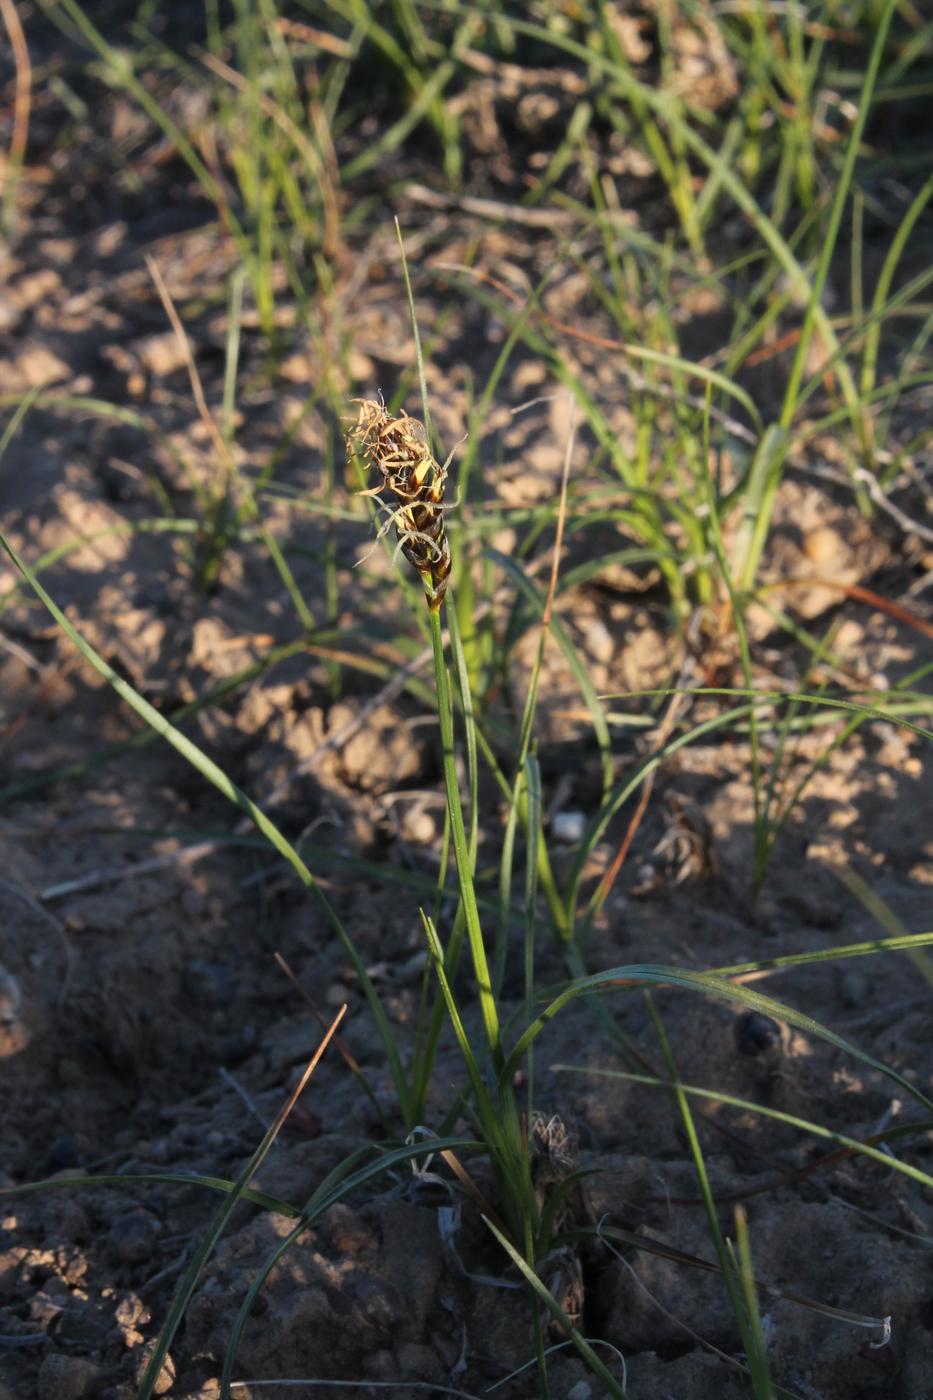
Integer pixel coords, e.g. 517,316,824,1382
0,0,31,219
144,253,234,478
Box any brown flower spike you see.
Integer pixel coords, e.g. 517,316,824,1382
347,399,452,610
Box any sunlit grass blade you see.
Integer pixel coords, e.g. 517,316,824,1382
711,928,933,979
598,687,933,743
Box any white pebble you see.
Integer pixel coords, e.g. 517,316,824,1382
552,810,585,843
585,618,614,664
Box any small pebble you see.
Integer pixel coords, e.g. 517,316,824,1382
56,1201,90,1243
0,293,21,335
733,1010,781,1057
110,1209,160,1265
840,970,870,1008
585,618,615,665
15,268,62,307
403,809,436,844
14,345,71,387
138,332,189,378
803,526,841,564
218,1025,257,1065
47,1135,85,1173
553,811,586,843
37,1354,101,1400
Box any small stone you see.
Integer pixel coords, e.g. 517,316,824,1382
37,1354,101,1400
56,1201,90,1243
47,1135,87,1172
95,221,127,256
0,293,21,334
278,351,313,384
110,1209,160,1265
403,808,436,844
15,345,71,387
38,238,77,264
365,1349,396,1380
395,1342,436,1379
133,1341,175,1395
733,1010,781,1057
217,1025,257,1065
15,268,62,307
585,617,614,664
840,970,870,1008
803,526,841,564
568,1383,593,1400
349,350,375,382
552,810,586,844
138,332,188,378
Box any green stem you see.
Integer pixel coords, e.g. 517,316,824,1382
430,599,501,1067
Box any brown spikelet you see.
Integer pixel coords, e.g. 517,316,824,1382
346,399,452,610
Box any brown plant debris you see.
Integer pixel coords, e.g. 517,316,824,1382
347,398,452,610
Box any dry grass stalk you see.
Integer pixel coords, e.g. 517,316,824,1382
347,399,452,610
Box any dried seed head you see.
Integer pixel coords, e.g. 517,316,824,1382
347,398,452,610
